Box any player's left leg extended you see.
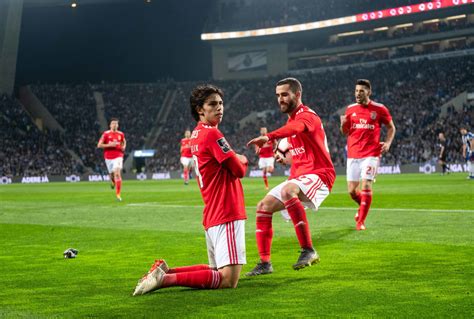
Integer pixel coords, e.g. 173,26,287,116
262,167,269,190
357,180,373,230
281,182,319,270
246,194,285,276
183,165,189,185
114,169,122,201
109,173,115,189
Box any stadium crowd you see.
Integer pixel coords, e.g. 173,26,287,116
146,55,474,171
291,16,473,52
206,0,429,32
2,54,472,176
0,94,81,176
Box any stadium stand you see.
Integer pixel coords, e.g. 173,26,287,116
0,94,82,176
206,0,428,32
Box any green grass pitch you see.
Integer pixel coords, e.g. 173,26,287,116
0,174,472,318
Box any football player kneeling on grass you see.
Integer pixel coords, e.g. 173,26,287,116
133,84,248,296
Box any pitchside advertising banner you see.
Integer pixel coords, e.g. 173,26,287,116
0,163,470,184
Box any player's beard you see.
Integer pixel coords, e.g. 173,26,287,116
281,98,297,114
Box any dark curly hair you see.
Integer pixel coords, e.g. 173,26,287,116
189,84,224,122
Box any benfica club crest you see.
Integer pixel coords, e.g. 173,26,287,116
370,111,377,120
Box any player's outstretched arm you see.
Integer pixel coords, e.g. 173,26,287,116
222,154,248,178
247,121,306,151
247,135,269,149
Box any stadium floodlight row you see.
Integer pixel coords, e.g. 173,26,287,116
201,0,474,40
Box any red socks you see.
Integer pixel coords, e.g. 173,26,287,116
263,172,269,189
163,270,221,289
256,211,273,262
350,191,361,205
284,198,312,249
183,168,189,183
115,178,122,196
168,264,210,274
358,190,372,224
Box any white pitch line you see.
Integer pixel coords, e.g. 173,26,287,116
126,203,473,213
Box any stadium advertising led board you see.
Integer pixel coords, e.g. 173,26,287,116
201,0,474,40
356,0,473,22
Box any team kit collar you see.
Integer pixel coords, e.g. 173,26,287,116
198,121,217,129
290,103,305,118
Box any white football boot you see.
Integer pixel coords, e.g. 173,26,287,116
133,260,168,296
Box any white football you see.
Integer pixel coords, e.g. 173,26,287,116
275,138,290,157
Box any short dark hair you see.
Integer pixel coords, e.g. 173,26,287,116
110,118,119,123
276,77,302,94
356,79,371,90
189,84,224,121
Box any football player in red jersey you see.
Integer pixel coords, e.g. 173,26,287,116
246,77,335,276
180,130,193,185
133,84,248,296
257,127,274,190
340,79,396,230
97,118,126,201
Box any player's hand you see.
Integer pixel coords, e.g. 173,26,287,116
275,152,290,165
380,142,391,153
247,135,269,150
236,154,248,166
340,115,348,126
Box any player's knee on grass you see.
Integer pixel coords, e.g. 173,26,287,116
218,265,241,289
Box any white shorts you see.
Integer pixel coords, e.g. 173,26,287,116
105,157,123,174
346,157,379,182
268,174,330,211
205,220,246,269
258,157,275,169
180,156,193,167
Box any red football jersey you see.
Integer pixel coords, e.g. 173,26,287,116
259,140,274,158
180,138,192,157
269,105,335,190
190,122,247,230
344,100,392,158
99,130,125,160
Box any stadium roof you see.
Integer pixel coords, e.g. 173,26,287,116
24,0,134,7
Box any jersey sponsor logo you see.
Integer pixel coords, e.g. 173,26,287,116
289,146,305,156
352,119,375,130
370,111,377,120
217,137,231,153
